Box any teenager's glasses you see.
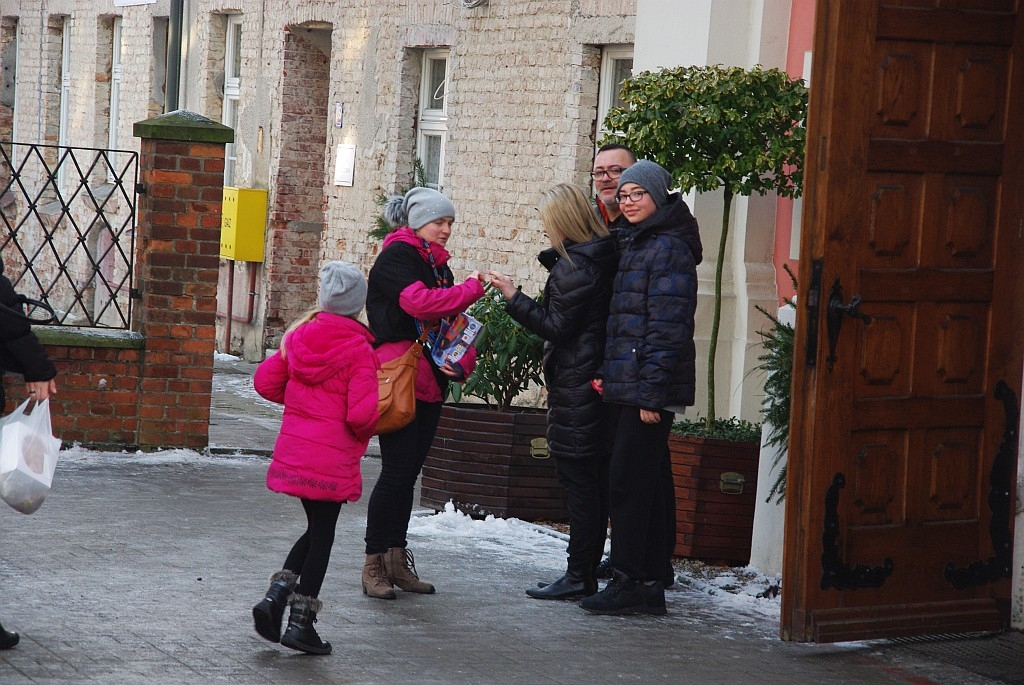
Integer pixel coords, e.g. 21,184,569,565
614,189,649,204
590,167,625,180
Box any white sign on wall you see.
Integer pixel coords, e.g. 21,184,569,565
333,144,356,187
114,0,157,5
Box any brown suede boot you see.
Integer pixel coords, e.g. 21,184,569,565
385,547,436,594
362,553,396,600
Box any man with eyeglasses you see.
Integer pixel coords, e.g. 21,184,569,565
591,144,636,227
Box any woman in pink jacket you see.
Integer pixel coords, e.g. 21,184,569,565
360,187,485,599
251,261,379,655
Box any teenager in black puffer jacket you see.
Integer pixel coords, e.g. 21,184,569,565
488,183,617,600
0,260,58,649
581,160,702,617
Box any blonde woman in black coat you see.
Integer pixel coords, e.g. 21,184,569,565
488,183,617,600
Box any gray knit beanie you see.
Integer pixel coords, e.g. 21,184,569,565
617,159,673,208
383,187,456,230
318,260,367,317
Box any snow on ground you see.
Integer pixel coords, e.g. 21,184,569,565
54,351,785,624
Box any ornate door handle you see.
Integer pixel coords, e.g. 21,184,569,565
826,278,871,370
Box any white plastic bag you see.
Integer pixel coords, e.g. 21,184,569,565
0,398,61,514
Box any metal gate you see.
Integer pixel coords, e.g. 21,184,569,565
0,141,138,329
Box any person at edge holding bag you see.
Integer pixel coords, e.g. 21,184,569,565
0,261,58,650
251,261,380,655
361,187,485,600
487,184,617,601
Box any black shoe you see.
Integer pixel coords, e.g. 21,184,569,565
645,580,667,615
0,621,19,650
526,574,597,600
579,570,667,616
595,557,613,580
252,570,297,643
280,594,332,655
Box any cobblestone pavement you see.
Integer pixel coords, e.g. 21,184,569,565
0,358,1020,685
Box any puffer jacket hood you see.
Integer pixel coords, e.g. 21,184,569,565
283,315,370,387
625,193,703,265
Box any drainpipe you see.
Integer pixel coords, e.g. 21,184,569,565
166,0,183,111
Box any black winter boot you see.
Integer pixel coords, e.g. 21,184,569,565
0,620,19,650
280,594,332,655
526,572,597,600
579,569,667,616
252,570,298,643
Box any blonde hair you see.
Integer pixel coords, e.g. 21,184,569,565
538,183,609,262
279,307,319,359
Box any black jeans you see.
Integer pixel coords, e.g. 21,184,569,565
606,404,674,581
364,400,443,555
553,453,609,579
283,498,344,598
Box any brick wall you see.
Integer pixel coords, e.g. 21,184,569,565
262,27,331,347
1,332,145,447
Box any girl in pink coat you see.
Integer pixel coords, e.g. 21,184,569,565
251,260,379,656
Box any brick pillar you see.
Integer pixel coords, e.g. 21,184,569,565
133,111,233,449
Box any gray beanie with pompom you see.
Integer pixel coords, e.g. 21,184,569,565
383,187,456,230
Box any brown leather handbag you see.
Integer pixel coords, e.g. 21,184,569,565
375,332,428,435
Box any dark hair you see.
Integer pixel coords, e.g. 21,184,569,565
596,143,636,162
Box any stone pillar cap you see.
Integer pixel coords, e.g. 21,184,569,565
133,109,234,143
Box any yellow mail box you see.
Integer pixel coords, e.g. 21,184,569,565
220,187,267,262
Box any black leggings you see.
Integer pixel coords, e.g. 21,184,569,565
282,498,344,598
364,400,443,555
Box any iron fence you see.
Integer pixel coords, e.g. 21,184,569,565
0,141,138,329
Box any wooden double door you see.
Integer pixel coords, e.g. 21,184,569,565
783,0,1024,642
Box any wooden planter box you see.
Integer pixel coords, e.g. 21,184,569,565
420,404,569,521
669,433,760,565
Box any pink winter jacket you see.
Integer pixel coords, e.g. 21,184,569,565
254,312,380,502
373,228,485,402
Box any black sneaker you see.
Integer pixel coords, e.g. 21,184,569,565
595,557,613,580
579,571,666,616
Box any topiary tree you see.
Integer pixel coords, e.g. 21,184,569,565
603,64,807,433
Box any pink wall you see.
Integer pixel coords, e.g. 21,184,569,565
773,0,816,302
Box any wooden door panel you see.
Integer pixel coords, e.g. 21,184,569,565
929,176,998,267
782,0,1023,642
865,176,921,264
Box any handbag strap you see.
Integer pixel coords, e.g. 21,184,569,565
0,294,56,325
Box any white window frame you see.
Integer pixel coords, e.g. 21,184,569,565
416,48,448,191
221,14,242,187
596,46,633,142
57,16,71,193
107,17,123,182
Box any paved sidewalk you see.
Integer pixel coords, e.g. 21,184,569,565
0,357,1020,684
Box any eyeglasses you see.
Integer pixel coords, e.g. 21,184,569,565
590,167,626,180
614,189,649,204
